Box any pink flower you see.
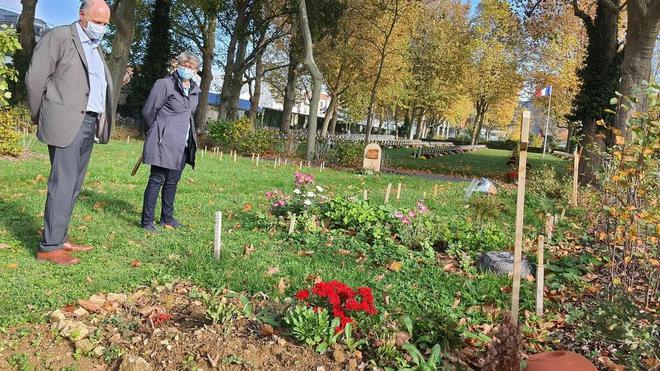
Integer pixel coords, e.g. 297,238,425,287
407,211,416,219
401,217,411,225
416,200,429,214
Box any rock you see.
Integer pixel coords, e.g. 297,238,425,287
332,344,346,363
50,310,66,322
478,251,532,278
92,346,106,358
261,323,274,336
59,320,89,341
119,355,153,371
73,308,89,318
525,351,597,371
75,339,94,353
107,293,128,303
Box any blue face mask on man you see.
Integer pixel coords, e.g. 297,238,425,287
83,18,106,41
177,67,195,81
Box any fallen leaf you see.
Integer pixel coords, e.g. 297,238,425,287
83,215,93,222
526,274,535,282
78,300,102,313
395,332,411,347
0,243,10,249
243,244,255,257
276,278,288,294
337,249,351,256
266,267,280,276
62,304,76,313
6,263,17,269
242,203,253,212
598,356,625,371
131,259,142,267
298,250,314,257
305,274,322,284
261,323,274,336
387,261,402,272
374,274,385,282
93,201,106,210
443,263,455,272
34,174,46,183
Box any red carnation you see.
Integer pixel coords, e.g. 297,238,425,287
295,289,310,301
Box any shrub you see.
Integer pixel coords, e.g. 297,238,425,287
526,164,570,204
207,117,258,154
0,108,24,156
241,127,278,154
0,25,21,107
321,196,392,241
324,139,363,168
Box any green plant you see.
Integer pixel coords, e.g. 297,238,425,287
103,346,122,364
322,196,392,242
467,194,506,221
207,117,254,153
206,300,240,325
284,305,341,353
341,322,367,352
0,25,20,107
7,352,31,371
325,139,363,168
0,109,22,156
400,343,444,371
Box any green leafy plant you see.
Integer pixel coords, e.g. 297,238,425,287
324,139,363,168
322,196,392,242
401,343,444,371
7,352,31,371
0,25,20,107
341,322,367,352
284,305,342,353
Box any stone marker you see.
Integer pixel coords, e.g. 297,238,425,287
363,143,382,172
478,251,532,278
119,355,153,371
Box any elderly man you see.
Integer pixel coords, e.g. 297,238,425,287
26,0,113,265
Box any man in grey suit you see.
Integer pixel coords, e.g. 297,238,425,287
26,0,113,265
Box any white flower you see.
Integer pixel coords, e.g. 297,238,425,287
293,189,302,195
306,191,316,198
316,186,325,193
303,199,312,206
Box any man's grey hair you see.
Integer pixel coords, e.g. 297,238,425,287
80,0,98,11
176,51,201,68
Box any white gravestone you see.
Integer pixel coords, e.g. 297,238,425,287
363,143,382,173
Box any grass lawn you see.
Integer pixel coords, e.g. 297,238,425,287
0,140,553,332
384,148,570,179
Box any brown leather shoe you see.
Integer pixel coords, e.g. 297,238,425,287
63,241,94,252
37,249,80,266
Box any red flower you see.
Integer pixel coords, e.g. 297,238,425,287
295,289,310,301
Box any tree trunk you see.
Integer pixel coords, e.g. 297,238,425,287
614,0,659,136
320,92,338,137
13,0,38,102
217,15,242,121
365,54,385,143
227,36,249,121
414,110,425,140
107,0,137,122
281,44,298,133
407,106,416,140
297,0,323,161
471,100,487,145
565,122,574,152
248,51,264,123
194,15,217,132
329,99,339,135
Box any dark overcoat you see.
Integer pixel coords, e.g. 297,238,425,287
142,73,200,170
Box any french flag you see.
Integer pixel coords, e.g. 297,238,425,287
535,86,552,97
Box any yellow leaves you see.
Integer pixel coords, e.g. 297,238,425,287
265,267,280,276
387,261,402,272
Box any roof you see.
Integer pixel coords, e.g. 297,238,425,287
208,93,262,112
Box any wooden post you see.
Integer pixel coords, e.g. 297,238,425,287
384,183,392,204
284,159,288,167
220,151,224,160
307,161,311,168
201,148,205,159
363,189,368,201
571,147,580,207
288,215,297,235
214,212,222,259
127,136,130,144
396,183,402,201
274,158,277,169
256,154,260,167
536,235,545,316
433,184,438,198
233,151,237,163
299,161,303,171
423,192,427,199
252,153,255,162
545,214,554,245
511,110,531,325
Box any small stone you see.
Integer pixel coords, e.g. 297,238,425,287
245,344,257,353
50,310,66,322
316,367,326,371
60,321,89,341
118,355,153,371
261,323,274,336
73,308,89,318
92,346,106,358
75,339,94,353
131,336,142,344
107,293,128,304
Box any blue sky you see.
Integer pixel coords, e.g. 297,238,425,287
0,0,80,26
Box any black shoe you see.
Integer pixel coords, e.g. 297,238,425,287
160,219,183,229
142,223,159,233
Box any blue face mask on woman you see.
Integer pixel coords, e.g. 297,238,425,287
177,67,195,81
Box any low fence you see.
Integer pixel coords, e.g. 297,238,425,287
414,144,487,158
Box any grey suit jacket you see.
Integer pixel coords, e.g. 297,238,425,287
26,22,113,147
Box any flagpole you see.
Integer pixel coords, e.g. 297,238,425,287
542,87,552,158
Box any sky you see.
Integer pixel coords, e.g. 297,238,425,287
0,0,80,26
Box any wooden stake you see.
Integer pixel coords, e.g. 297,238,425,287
220,151,224,160
288,215,297,235
396,183,402,201
511,110,531,325
299,161,303,171
233,151,237,163
127,136,130,144
214,211,222,259
274,158,277,169
201,149,205,159
256,154,260,167
545,214,554,245
363,189,368,201
307,161,311,168
252,153,255,162
571,147,580,207
284,159,288,167
423,192,427,199
536,235,545,316
384,183,392,204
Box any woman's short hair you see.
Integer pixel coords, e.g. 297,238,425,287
176,51,201,69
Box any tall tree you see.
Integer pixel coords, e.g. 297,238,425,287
123,0,173,120
171,0,223,132
108,0,138,121
13,0,38,102
297,0,323,161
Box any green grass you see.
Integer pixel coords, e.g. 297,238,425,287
384,148,570,179
0,140,544,328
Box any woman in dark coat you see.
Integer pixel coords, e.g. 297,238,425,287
140,51,201,232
